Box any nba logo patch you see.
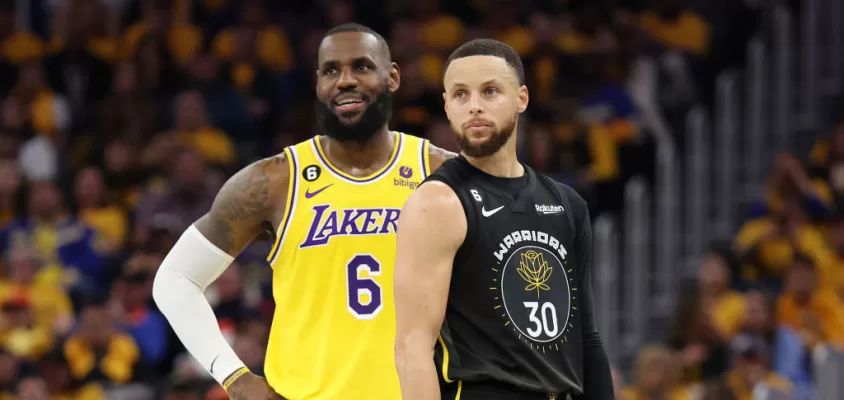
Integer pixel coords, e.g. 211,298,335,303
399,166,413,179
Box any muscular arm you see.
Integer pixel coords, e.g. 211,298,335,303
394,181,466,400
153,155,288,385
428,143,458,171
195,155,288,254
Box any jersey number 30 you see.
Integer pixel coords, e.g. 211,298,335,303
346,254,383,319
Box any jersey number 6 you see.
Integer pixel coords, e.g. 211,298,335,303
346,254,383,319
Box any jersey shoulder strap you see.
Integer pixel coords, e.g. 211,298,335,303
536,173,587,240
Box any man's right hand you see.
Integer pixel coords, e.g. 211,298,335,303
227,372,285,400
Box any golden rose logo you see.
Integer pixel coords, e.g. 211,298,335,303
516,250,553,297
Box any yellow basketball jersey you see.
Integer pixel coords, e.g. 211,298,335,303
265,132,431,399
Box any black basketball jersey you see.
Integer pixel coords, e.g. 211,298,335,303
425,156,591,397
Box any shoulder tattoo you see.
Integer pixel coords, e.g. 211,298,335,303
199,154,286,252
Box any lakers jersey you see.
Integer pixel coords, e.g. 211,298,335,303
265,132,431,399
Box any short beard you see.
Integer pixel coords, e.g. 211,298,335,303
315,88,393,144
454,113,517,157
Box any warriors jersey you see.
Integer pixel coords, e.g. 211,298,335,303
264,132,431,399
426,156,595,399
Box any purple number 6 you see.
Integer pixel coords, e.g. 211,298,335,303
346,254,383,319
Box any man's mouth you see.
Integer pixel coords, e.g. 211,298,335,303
334,94,368,113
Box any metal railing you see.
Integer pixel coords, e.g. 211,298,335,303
684,107,709,273
744,36,767,193
593,215,619,367
828,0,843,90
814,345,844,400
802,0,820,130
655,143,680,316
773,4,794,150
594,3,844,389
715,70,740,238
624,177,650,353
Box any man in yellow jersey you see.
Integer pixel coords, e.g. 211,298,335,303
153,23,455,400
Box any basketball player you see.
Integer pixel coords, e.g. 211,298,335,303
152,24,455,400
393,39,614,399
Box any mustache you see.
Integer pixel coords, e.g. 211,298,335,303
462,118,494,130
331,90,371,106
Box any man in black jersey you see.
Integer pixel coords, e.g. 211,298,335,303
393,39,614,400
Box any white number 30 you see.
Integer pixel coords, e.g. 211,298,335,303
523,301,559,338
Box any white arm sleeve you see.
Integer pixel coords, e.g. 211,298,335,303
152,224,246,384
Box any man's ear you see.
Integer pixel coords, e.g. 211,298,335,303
388,62,400,93
517,85,529,113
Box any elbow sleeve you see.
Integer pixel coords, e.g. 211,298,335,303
152,225,246,384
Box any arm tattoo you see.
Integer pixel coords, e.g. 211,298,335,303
198,155,285,254
428,144,458,171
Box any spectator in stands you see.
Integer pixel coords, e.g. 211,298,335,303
102,139,145,210
108,251,169,369
699,380,736,400
42,3,114,129
698,247,747,339
63,297,140,386
170,90,236,168
550,95,625,212
776,255,844,349
0,161,20,227
808,118,844,203
0,180,107,296
577,55,639,146
667,287,731,383
390,58,441,135
14,375,50,399
476,0,535,57
639,0,710,57
48,0,119,63
11,61,70,140
621,344,690,399
100,61,162,144
733,290,813,399
74,166,128,253
724,333,793,400
212,0,293,74
735,154,831,287
219,26,280,159
751,153,831,220
0,292,52,359
1,98,33,140
411,1,466,54
122,0,201,66
37,348,105,399
0,245,73,353
133,147,221,247
0,349,19,398
819,212,844,300
164,381,202,400
184,54,250,141
0,1,44,66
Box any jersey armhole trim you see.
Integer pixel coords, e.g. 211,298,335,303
266,146,299,264
421,139,431,179
437,334,455,383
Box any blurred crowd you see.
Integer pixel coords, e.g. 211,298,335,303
0,0,831,399
617,126,844,400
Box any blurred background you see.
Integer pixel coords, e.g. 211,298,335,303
0,0,841,399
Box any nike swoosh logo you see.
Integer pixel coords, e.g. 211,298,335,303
210,354,219,374
481,205,505,217
305,184,333,198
